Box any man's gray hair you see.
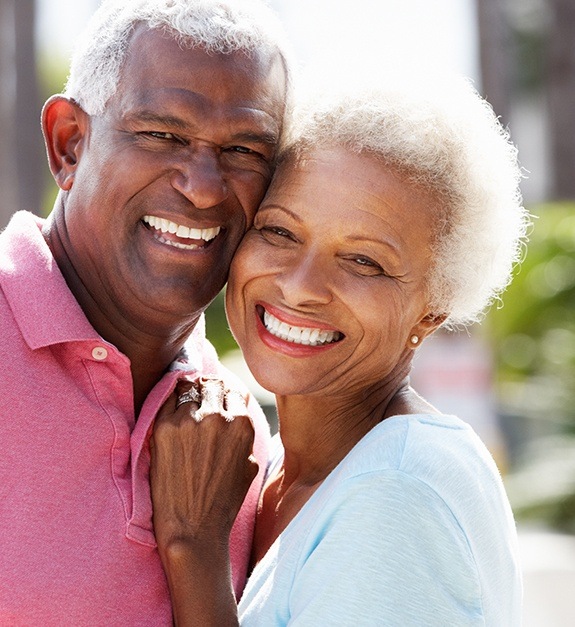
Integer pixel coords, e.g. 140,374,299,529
65,0,292,116
281,71,530,327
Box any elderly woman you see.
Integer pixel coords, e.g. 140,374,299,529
150,73,528,626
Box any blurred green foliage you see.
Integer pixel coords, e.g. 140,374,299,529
489,202,575,532
205,289,239,357
489,202,575,425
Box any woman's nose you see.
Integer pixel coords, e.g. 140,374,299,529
276,251,333,307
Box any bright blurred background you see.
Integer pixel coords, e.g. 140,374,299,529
2,0,575,623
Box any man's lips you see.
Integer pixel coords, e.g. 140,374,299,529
258,304,344,347
142,215,221,250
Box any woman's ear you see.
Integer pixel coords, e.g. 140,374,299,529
41,96,89,191
407,312,448,349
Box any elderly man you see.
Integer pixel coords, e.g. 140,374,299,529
0,0,289,623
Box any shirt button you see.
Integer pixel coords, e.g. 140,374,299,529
92,346,108,361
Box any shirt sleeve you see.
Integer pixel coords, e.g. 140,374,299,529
288,471,486,626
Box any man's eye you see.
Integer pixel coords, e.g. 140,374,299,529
143,131,182,142
226,146,267,160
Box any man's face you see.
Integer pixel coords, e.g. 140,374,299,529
58,27,286,324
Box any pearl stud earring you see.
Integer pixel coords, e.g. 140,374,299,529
410,335,420,345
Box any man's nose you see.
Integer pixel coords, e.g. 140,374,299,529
171,148,228,209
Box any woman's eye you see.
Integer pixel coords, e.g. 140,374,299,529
260,225,295,242
349,256,386,275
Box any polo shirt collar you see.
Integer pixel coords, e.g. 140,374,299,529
0,211,206,373
0,211,99,349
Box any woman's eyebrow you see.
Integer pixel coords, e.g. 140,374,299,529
258,204,303,222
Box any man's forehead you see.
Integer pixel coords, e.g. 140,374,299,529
116,27,287,119
123,24,285,85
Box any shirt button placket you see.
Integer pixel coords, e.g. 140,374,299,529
92,346,109,361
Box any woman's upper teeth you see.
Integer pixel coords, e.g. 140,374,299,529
143,215,220,241
263,310,341,346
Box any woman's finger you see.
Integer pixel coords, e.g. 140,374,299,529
166,380,202,422
195,377,225,421
224,389,249,422
175,385,201,409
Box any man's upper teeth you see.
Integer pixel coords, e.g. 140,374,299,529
143,215,220,241
263,310,341,346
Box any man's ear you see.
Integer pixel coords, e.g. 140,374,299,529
41,96,89,191
407,311,448,349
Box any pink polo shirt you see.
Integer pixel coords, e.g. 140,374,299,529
0,211,270,625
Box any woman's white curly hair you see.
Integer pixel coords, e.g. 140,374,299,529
64,0,293,116
280,72,530,327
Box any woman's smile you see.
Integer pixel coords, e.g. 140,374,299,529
257,303,343,347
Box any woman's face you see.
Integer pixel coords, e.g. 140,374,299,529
226,146,441,397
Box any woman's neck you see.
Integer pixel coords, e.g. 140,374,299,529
275,376,421,485
251,378,423,568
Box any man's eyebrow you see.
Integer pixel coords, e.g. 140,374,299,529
229,130,279,147
124,110,190,131
123,111,278,146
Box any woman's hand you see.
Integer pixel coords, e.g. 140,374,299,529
150,377,257,626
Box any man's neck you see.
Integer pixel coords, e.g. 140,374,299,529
92,311,197,415
42,210,201,415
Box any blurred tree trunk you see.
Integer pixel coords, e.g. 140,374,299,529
0,0,42,230
476,0,513,128
15,0,43,217
0,0,18,228
546,0,575,199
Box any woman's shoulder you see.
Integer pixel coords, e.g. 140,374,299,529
341,412,481,473
329,413,506,512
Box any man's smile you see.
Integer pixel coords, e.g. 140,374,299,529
142,214,221,250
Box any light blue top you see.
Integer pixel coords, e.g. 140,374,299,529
238,414,522,626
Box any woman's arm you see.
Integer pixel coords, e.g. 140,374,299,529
150,378,257,626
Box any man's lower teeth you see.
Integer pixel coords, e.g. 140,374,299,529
157,235,199,250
